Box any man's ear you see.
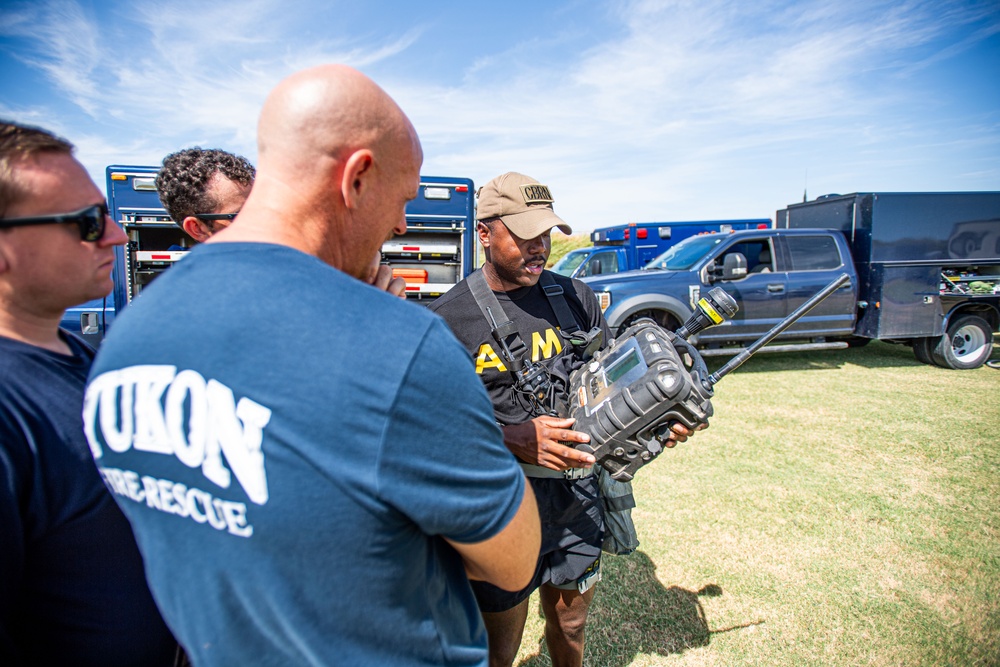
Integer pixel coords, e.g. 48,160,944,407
477,221,491,249
341,149,375,210
181,217,212,243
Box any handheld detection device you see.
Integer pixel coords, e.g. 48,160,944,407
569,273,851,481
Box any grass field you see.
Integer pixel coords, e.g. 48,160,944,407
514,341,1000,666
548,234,592,268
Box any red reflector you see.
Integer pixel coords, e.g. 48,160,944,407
757,224,769,229
151,254,171,259
624,230,630,240
637,228,648,239
455,185,468,192
402,246,419,251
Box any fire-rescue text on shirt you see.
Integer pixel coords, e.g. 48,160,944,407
84,365,271,537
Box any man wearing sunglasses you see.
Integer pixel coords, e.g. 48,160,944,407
0,121,179,664
155,147,255,243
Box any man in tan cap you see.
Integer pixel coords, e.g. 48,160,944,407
431,172,696,666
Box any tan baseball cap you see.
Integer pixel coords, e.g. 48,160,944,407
476,172,573,238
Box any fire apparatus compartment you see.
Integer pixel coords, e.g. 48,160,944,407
382,178,473,303
120,209,193,299
382,229,462,300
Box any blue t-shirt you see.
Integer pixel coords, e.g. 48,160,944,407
0,333,177,666
85,242,525,666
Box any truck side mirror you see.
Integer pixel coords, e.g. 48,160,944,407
721,253,748,280
591,259,602,275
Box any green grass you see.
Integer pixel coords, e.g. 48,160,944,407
515,341,1000,666
548,234,592,268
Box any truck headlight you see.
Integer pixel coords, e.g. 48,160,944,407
597,291,611,312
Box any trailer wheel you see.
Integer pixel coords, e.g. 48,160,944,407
931,315,994,370
911,337,939,366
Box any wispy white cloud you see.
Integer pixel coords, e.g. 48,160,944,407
1,0,104,116
1,0,996,228
394,0,1000,224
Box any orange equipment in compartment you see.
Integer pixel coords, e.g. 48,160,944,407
392,268,428,286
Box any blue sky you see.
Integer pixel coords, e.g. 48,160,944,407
1,0,998,233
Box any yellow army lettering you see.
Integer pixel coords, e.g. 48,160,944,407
474,327,564,374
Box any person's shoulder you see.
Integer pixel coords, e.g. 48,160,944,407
61,329,96,359
428,274,474,315
0,333,92,373
546,270,598,301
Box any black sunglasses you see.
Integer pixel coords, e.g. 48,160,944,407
0,202,110,242
195,212,239,222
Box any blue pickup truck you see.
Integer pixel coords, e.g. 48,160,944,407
62,166,477,346
583,192,1000,370
551,219,770,279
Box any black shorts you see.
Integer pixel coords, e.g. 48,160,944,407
472,475,604,612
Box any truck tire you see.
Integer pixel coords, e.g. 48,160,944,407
931,315,994,370
912,337,940,366
619,310,680,337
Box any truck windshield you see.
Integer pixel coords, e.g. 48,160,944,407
551,248,588,276
644,235,726,271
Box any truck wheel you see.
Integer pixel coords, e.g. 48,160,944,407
911,337,939,366
620,311,679,336
931,315,994,370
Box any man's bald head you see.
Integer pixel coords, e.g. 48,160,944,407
232,64,423,280
257,64,419,177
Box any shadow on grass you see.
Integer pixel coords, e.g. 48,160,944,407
516,551,733,667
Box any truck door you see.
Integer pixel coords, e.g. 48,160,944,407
779,234,857,337
702,237,787,341
578,249,620,277
60,297,108,347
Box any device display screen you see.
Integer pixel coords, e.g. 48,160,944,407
606,348,640,384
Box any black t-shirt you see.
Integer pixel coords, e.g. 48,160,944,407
431,269,611,425
0,332,177,666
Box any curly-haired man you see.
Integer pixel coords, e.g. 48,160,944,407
155,147,256,242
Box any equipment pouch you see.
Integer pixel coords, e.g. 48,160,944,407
597,466,639,555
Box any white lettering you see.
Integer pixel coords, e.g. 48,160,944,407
132,365,176,454
98,467,254,538
101,370,134,453
85,367,271,505
123,469,144,502
171,482,190,518
142,476,161,510
165,370,207,469
158,478,178,514
217,498,253,537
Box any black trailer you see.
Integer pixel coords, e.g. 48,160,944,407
777,192,1000,369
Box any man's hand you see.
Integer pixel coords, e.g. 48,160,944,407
657,421,706,448
364,252,406,298
502,416,596,471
